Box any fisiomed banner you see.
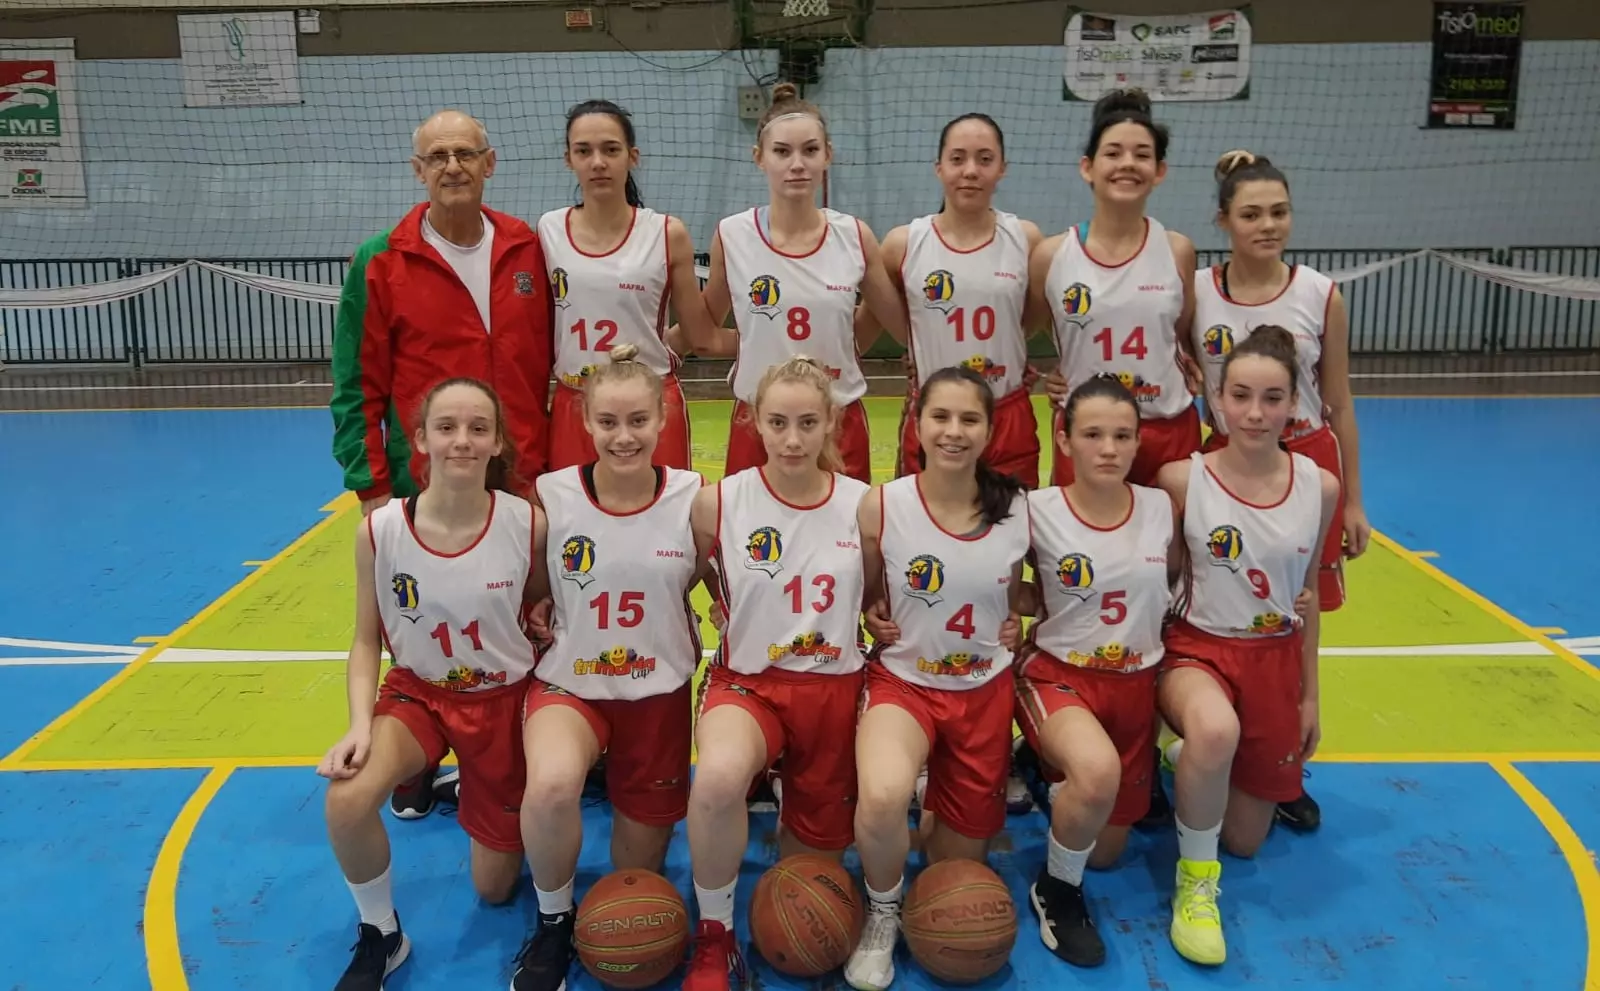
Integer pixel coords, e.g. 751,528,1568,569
0,38,88,209
179,12,302,109
1428,2,1523,129
1063,7,1252,102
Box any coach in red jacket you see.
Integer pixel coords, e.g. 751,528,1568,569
331,109,553,515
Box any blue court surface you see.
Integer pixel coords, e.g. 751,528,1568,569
0,394,1597,990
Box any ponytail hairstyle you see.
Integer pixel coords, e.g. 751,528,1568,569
752,355,844,473
1062,372,1141,434
756,82,829,151
1222,324,1298,395
934,112,1006,213
1083,87,1169,161
417,376,522,494
1215,148,1290,214
582,342,664,412
565,99,644,208
914,365,1023,528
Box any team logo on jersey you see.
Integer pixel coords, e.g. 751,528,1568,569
744,526,785,577
1067,643,1143,672
768,631,844,664
904,554,946,606
1202,324,1234,358
1205,525,1244,573
560,534,598,588
430,665,509,692
1055,553,1095,600
1114,371,1162,403
514,271,535,297
574,645,658,679
559,364,599,389
962,355,1006,380
550,268,571,308
1061,282,1092,318
922,270,957,314
1250,612,1290,636
916,651,995,678
391,572,424,622
748,275,782,319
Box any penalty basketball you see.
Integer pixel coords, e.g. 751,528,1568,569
574,869,690,989
748,854,865,976
902,859,1018,983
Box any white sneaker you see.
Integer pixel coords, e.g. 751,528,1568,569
845,902,900,991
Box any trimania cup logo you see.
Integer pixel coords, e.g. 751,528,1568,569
0,62,62,139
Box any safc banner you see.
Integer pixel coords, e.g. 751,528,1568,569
0,38,88,208
1064,7,1252,102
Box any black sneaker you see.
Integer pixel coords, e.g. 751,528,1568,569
1029,872,1105,967
510,912,577,991
1132,747,1174,832
582,756,608,804
1275,788,1322,833
432,767,461,808
389,771,436,821
334,917,410,990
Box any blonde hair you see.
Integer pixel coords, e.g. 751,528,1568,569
751,355,844,473
756,82,828,149
582,343,663,410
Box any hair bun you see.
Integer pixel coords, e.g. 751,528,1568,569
1092,88,1152,122
608,342,641,363
1215,148,1273,182
771,81,799,104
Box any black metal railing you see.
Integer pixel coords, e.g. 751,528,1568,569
2,247,1595,365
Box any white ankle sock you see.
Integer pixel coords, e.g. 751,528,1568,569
1046,832,1093,887
347,867,399,935
1176,815,1221,863
535,878,575,919
866,878,903,910
694,879,738,928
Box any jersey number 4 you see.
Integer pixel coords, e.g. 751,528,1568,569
1092,326,1148,361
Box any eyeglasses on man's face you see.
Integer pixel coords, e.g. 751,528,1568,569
416,147,490,170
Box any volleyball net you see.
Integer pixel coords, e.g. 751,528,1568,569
3,3,1598,361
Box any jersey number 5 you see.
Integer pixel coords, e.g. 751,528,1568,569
1099,591,1127,625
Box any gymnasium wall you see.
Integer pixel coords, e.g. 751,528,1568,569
4,0,1599,259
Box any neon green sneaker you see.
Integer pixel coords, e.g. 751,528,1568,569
1171,858,1226,965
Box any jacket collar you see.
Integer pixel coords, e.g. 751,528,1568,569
388,202,535,258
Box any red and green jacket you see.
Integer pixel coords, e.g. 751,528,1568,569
331,203,554,500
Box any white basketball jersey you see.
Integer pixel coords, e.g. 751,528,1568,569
875,477,1031,690
1024,485,1172,674
720,208,869,406
536,467,702,700
901,211,1031,397
1045,218,1190,419
539,206,675,384
369,493,536,690
713,467,868,676
1181,452,1322,639
1193,264,1334,441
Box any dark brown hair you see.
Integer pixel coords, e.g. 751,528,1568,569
1215,149,1289,214
418,377,521,493
1222,325,1298,394
915,366,1023,528
757,82,828,149
1063,373,1141,433
1084,88,1169,161
566,98,643,208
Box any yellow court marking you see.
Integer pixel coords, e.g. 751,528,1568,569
1493,762,1600,991
241,560,268,567
146,764,234,991
1314,751,1600,765
134,636,162,645
1537,627,1569,636
1374,530,1600,685
0,491,360,768
2,756,323,773
1412,550,1440,559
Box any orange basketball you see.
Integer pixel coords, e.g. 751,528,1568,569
902,859,1017,984
748,854,865,976
573,869,689,989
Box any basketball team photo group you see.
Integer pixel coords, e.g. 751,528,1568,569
323,83,1366,991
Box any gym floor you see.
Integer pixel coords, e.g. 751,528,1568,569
1,368,1597,990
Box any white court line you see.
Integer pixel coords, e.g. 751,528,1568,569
0,636,144,654
0,654,141,667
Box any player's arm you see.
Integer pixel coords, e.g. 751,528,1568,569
1015,549,1041,618
527,502,551,606
1018,220,1050,338
1030,233,1072,405
694,229,740,358
1155,462,1190,587
856,221,909,352
854,224,908,350
1318,287,1369,557
690,482,724,606
330,237,396,513
858,486,888,608
1299,468,1342,759
320,519,384,779
665,216,723,357
1167,231,1204,396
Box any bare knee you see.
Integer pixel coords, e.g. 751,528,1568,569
855,775,915,832
1179,705,1240,769
1072,749,1124,810
473,847,524,905
690,757,757,813
523,762,586,819
1221,793,1275,858
1087,827,1130,870
325,776,385,833
475,868,519,905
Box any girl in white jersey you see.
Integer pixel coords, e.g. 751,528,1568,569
871,114,1046,487
540,99,718,472
1190,151,1370,836
698,82,908,484
1153,327,1339,967
1031,88,1202,488
845,365,1030,991
509,345,706,991
1011,375,1178,969
319,377,547,991
682,356,870,991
